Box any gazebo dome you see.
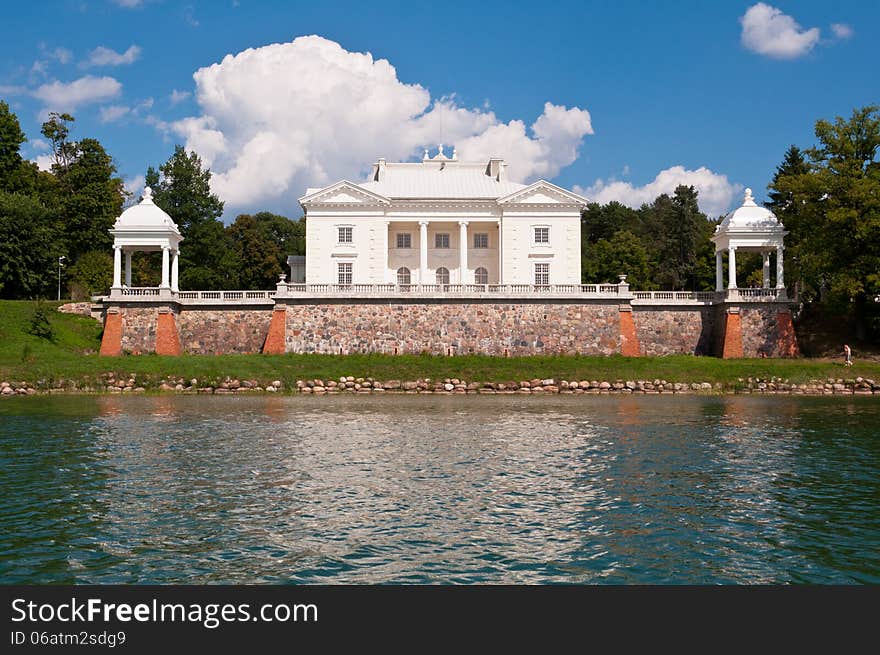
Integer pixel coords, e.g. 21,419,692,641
716,188,780,231
114,187,179,232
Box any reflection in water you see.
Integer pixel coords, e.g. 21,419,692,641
0,395,878,584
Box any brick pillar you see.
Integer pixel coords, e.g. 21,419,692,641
99,310,123,356
263,308,287,354
155,309,182,356
776,310,800,357
721,308,743,359
619,307,641,357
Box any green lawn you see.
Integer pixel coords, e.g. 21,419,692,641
1,300,878,389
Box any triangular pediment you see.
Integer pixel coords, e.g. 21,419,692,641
498,180,588,206
299,180,390,207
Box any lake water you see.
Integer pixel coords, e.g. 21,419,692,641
1,395,878,584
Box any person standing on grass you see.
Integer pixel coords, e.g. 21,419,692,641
844,344,853,366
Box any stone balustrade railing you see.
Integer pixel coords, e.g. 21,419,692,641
100,284,791,306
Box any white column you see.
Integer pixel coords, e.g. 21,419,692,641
727,246,737,289
171,250,179,292
112,245,122,288
382,221,390,283
161,246,170,288
124,251,132,287
776,245,785,289
419,220,428,285
497,219,503,285
715,251,723,292
762,252,771,288
458,220,469,284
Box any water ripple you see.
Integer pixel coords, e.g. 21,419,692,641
0,395,878,584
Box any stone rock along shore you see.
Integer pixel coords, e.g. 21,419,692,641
2,376,879,396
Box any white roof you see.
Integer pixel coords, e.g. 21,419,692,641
358,160,526,199
717,188,782,230
113,187,180,232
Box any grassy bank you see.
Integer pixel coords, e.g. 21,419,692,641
1,300,879,389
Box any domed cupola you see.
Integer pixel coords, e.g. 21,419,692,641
711,187,788,296
108,187,184,296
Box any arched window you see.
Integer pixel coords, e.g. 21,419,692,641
436,267,449,285
474,267,488,285
397,267,411,286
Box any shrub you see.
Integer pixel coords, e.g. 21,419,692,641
27,301,54,340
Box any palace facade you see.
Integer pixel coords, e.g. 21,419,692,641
298,147,588,287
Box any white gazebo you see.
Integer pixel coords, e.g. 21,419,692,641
712,187,787,297
108,187,182,297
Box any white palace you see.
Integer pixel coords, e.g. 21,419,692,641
298,147,587,287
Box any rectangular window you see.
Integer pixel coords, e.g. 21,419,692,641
337,262,353,285
338,226,353,244
534,263,549,286
473,233,488,249
435,233,450,249
534,227,549,244
396,233,411,249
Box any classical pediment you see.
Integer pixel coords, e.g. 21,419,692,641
299,181,390,207
498,181,588,206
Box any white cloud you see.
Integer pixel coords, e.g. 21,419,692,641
169,89,191,105
84,45,142,67
162,35,593,209
124,174,145,197
575,165,740,217
740,3,821,59
99,104,131,122
112,0,145,7
831,23,854,40
34,154,54,171
32,75,122,111
30,138,50,152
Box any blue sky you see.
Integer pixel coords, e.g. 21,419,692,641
1,0,876,219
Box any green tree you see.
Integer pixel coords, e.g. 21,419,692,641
0,100,26,187
772,105,880,337
0,190,60,298
67,250,113,300
179,220,240,290
582,230,652,289
227,214,283,289
150,145,224,238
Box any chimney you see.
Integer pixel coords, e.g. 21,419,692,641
487,157,505,181
373,158,387,181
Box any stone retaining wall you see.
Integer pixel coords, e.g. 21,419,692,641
633,306,715,356
177,308,273,354
95,298,800,358
282,302,622,355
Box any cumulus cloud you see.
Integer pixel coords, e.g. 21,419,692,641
84,45,142,67
740,3,820,59
169,89,191,105
162,35,593,209
33,154,54,172
830,23,854,40
123,174,145,200
575,166,740,217
32,75,122,111
99,104,130,122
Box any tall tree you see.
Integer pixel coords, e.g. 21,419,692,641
0,100,25,187
150,145,224,238
0,191,59,298
772,105,880,337
227,214,283,289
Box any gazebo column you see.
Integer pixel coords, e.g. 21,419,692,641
776,246,785,289
715,251,723,292
171,249,179,292
161,246,170,288
112,245,122,289
762,252,771,288
458,220,469,284
124,251,132,287
419,220,428,285
727,246,737,289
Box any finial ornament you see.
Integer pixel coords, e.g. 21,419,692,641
744,187,754,204
142,186,153,203
423,148,429,160
438,144,444,157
